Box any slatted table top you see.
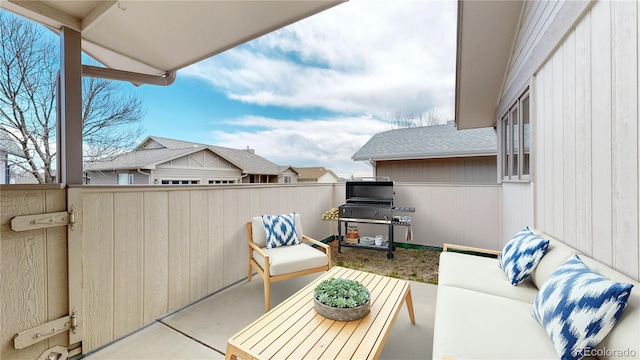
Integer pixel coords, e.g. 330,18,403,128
225,266,415,360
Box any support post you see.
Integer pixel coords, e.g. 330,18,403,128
58,27,83,185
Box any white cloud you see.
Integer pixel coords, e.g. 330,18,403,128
207,115,390,178
182,0,457,117
180,0,457,178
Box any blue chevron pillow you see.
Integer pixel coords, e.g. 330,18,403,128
532,255,633,360
262,213,300,249
498,227,549,285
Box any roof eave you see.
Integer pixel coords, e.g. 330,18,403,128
353,149,497,162
455,0,523,130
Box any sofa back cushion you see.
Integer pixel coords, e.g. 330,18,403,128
528,229,582,289
528,228,639,360
580,256,640,360
532,255,634,360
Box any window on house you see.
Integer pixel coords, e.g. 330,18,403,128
500,89,531,181
208,179,236,184
117,173,133,184
284,175,292,183
159,179,199,185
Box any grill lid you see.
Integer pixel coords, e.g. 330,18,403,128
345,180,394,205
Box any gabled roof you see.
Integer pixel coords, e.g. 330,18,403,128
352,121,496,161
0,130,23,157
294,167,338,180
85,135,282,175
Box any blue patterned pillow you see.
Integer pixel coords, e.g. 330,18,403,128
498,227,549,285
532,255,633,360
262,213,300,249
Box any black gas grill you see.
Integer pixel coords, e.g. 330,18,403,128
339,180,414,222
337,180,414,259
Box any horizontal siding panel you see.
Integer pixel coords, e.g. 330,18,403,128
153,167,241,182
376,157,497,184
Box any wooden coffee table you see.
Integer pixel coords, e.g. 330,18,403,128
225,266,415,360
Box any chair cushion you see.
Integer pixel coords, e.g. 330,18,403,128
499,227,549,285
253,243,328,276
532,255,634,360
262,213,300,249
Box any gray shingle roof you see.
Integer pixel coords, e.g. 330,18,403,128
0,130,23,157
352,121,497,161
85,136,282,174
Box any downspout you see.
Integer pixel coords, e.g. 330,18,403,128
137,169,151,184
367,158,376,177
82,65,177,86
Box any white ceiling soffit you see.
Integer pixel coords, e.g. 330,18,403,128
455,0,522,130
2,0,345,76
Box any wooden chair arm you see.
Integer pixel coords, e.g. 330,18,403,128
302,235,330,250
249,241,268,259
442,243,501,256
303,235,332,268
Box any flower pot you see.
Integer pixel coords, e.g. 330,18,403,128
313,297,371,321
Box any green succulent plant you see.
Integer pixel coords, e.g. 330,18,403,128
313,277,370,308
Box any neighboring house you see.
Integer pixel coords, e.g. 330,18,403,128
352,121,497,183
278,166,300,184
84,136,298,185
294,166,340,183
457,0,639,278
0,130,22,184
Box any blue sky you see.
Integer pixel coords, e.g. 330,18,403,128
127,0,457,178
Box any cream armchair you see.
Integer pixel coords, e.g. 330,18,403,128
248,214,331,311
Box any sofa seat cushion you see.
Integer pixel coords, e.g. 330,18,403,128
253,243,328,276
432,285,559,360
438,252,539,303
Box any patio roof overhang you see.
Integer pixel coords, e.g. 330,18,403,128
454,0,523,130
1,0,345,77
1,0,345,184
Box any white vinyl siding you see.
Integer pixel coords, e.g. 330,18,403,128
86,171,117,185
497,1,592,119
153,167,240,184
158,150,237,170
531,0,639,280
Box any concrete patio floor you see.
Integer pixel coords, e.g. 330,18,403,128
84,272,437,360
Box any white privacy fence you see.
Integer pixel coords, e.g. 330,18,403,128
1,182,500,357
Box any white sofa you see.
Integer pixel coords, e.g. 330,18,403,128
432,228,640,360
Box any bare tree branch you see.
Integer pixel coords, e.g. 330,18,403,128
0,11,146,183
390,109,449,129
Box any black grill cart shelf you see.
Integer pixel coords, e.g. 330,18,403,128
337,217,411,260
